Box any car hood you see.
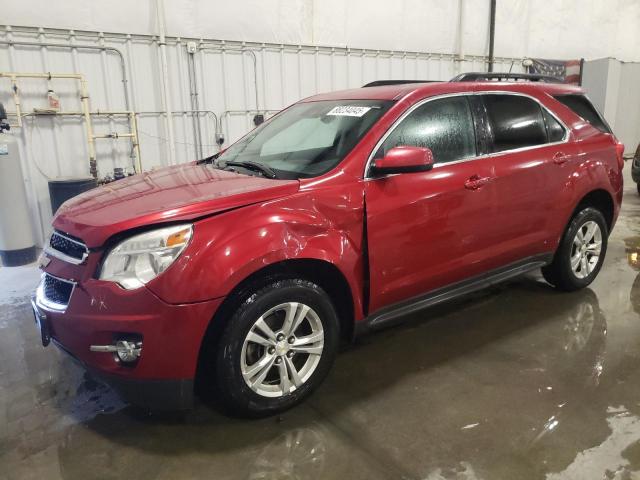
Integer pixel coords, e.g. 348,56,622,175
53,163,300,248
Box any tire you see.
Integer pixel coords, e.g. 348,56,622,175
637,182,640,195
542,207,608,291
214,278,340,417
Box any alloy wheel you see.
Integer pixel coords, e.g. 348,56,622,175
241,302,325,398
570,220,602,279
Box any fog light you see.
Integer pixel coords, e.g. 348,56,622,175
90,340,142,363
115,340,142,362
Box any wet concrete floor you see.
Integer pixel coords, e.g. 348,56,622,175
3,175,640,480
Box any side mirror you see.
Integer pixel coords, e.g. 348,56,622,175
371,146,434,175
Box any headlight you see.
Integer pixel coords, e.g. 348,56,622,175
100,224,193,290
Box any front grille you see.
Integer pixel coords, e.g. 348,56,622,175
42,274,74,307
48,231,88,263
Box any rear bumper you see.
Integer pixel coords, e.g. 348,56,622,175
34,275,223,410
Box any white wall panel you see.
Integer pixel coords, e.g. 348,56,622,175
581,58,609,113
3,0,640,61
615,63,640,155
582,58,640,154
0,26,520,246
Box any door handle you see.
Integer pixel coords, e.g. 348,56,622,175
553,152,569,165
464,175,492,190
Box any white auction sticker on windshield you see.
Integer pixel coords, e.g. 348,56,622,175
326,106,372,117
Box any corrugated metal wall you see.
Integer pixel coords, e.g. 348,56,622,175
0,25,524,245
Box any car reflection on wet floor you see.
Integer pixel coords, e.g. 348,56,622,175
3,177,640,480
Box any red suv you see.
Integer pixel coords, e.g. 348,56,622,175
33,73,624,416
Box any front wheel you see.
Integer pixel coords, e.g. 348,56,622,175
215,279,340,417
542,207,608,291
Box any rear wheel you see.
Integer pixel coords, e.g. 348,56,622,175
542,207,608,291
215,279,339,417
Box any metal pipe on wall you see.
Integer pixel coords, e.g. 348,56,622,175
37,28,63,176
186,42,204,158
199,45,260,111
9,77,22,128
2,27,521,71
0,72,97,174
0,38,130,111
155,0,177,166
456,0,465,73
136,110,218,152
1,27,526,156
0,72,143,176
5,108,226,173
488,0,497,72
97,32,118,171
78,77,98,176
0,35,139,173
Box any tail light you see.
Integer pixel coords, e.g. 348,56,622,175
615,141,625,170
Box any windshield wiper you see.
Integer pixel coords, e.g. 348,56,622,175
220,160,278,179
196,152,221,165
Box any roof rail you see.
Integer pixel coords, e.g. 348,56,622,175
362,80,436,87
450,72,563,83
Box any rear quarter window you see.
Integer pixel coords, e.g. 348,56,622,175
542,109,566,143
553,94,612,134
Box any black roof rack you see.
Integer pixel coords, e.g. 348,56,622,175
362,80,436,87
450,72,563,83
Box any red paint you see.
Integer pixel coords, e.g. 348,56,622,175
373,146,434,171
54,164,299,248
48,280,221,378
41,80,623,396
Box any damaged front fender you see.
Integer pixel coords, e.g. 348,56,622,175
145,181,368,320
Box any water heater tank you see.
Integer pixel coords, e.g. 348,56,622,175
0,132,36,266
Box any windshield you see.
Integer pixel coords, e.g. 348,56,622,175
216,100,393,179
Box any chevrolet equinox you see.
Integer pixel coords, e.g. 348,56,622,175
33,73,624,416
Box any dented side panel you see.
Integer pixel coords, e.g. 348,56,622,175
145,180,368,320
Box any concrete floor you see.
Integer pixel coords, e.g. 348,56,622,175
3,175,640,480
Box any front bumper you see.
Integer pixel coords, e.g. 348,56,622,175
55,337,195,410
34,274,223,410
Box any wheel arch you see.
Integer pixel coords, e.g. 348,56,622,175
195,258,356,389
572,189,615,232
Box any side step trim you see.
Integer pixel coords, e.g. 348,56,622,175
357,253,552,335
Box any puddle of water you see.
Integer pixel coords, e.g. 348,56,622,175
547,406,640,480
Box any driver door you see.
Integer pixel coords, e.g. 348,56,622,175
365,95,501,313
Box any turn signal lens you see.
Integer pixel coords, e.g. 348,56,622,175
167,228,191,247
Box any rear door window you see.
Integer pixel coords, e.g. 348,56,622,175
553,94,611,133
482,94,548,153
376,96,476,164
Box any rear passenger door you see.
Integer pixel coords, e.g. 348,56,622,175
479,93,572,263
